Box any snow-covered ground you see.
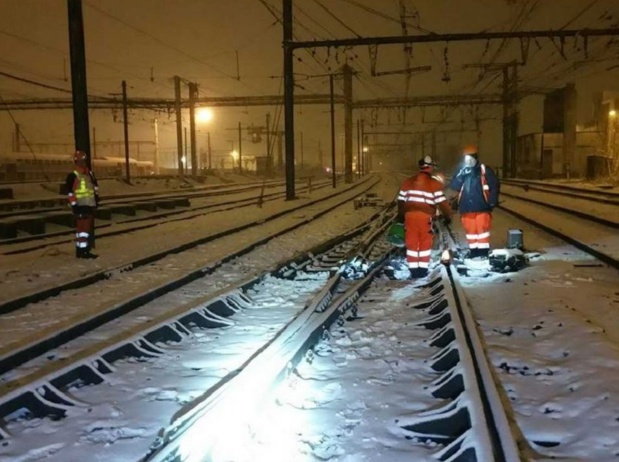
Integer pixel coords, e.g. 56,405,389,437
2,174,619,461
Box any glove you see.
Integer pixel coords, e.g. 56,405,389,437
449,198,459,211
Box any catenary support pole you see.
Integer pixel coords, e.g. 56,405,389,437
189,82,198,177
238,121,243,173
174,75,184,176
330,73,336,189
67,0,92,169
122,80,130,183
283,0,295,199
343,64,353,183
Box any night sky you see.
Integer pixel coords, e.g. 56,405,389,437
1,0,618,169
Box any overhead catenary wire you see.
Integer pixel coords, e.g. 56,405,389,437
0,92,51,181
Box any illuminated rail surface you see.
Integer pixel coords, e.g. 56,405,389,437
0,179,380,380
0,209,530,461
0,178,333,250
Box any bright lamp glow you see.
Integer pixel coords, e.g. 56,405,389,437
609,110,617,117
231,150,239,159
441,249,451,264
196,107,214,123
362,146,369,153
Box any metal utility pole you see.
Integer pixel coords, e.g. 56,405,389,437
67,0,92,169
184,127,188,169
153,118,159,174
265,112,272,175
360,119,365,175
13,123,20,152
174,75,184,175
343,64,353,183
357,119,361,179
189,82,198,176
92,127,97,159
283,0,295,199
330,74,336,188
502,67,510,179
207,132,212,171
500,64,519,178
563,82,577,177
509,63,519,178
300,131,304,170
122,80,130,183
238,122,243,173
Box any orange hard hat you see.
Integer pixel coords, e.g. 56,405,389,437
462,144,478,156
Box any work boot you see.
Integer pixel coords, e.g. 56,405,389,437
76,248,98,259
468,248,480,259
409,268,428,279
477,249,490,259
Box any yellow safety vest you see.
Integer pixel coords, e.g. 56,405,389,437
74,170,97,206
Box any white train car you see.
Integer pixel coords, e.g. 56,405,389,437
0,153,154,182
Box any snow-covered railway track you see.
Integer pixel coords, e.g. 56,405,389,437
0,179,379,379
144,267,524,461
0,178,301,217
498,194,619,270
0,212,392,461
501,179,619,204
1,179,332,252
0,178,369,315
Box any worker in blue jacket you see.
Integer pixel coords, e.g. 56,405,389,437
448,145,500,258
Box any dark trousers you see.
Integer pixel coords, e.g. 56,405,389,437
75,206,95,254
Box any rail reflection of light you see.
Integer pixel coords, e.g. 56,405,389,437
177,354,315,462
209,375,314,462
175,321,321,461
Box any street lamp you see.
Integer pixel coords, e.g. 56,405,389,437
197,108,214,124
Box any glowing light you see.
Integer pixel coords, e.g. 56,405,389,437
181,156,187,165
230,150,239,159
441,249,451,264
362,146,369,153
196,107,214,123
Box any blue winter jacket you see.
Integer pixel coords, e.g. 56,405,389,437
448,163,499,213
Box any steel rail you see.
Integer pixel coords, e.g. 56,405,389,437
499,190,619,229
498,201,619,271
0,180,332,252
144,223,394,462
501,179,619,206
0,209,390,445
0,179,381,377
146,239,522,461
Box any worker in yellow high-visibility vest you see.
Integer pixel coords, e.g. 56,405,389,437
65,150,99,259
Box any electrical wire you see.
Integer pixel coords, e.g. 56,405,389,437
0,92,51,181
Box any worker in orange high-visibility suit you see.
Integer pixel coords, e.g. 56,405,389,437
65,150,100,259
398,155,452,278
448,145,500,259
